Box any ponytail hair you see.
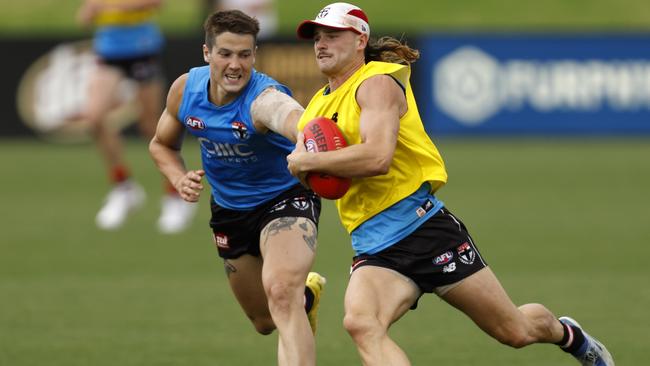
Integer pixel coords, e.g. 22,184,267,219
364,36,420,65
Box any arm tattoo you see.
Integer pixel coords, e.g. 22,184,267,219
224,260,237,278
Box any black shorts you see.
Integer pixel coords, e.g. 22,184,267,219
351,207,487,306
209,185,321,259
100,54,162,82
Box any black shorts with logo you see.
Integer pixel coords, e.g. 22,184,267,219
351,207,487,301
100,54,162,82
209,184,321,259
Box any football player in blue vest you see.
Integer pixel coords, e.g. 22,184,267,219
149,10,325,366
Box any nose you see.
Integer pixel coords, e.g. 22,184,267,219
227,56,242,70
315,37,327,51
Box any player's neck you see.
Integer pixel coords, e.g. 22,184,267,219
328,58,365,92
208,82,238,106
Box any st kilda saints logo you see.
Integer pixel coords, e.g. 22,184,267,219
457,242,476,265
317,6,330,19
231,121,249,140
291,196,310,211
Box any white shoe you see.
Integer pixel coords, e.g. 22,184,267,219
95,180,145,230
157,194,198,234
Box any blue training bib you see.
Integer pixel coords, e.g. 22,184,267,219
178,66,298,210
351,184,444,255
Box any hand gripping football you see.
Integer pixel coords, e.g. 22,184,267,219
302,117,351,199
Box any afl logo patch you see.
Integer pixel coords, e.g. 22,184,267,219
457,242,476,265
433,251,454,266
231,121,249,140
186,116,205,130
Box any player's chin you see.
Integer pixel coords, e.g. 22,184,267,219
223,76,249,91
317,65,331,74
316,59,335,73
222,81,245,94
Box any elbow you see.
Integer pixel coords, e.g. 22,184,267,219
367,156,391,176
148,138,158,156
148,137,166,159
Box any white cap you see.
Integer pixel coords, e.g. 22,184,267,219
296,2,370,39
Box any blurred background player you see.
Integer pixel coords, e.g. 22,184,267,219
208,0,277,40
149,10,325,366
288,3,615,366
76,0,197,233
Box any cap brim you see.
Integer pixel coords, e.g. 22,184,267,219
296,20,362,39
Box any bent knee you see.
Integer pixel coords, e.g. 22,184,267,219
250,316,275,335
264,280,301,311
343,313,383,341
492,325,533,349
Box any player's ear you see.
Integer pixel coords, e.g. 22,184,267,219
202,44,210,63
357,34,368,50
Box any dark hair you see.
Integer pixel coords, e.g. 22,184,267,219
203,10,260,49
364,36,420,65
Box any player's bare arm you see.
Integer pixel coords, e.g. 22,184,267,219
149,74,205,202
287,74,404,179
251,87,304,142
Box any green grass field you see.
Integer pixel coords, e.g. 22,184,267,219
1,137,648,365
1,0,649,36
1,1,650,364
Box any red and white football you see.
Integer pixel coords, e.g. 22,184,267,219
302,117,351,199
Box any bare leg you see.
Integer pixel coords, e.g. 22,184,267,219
343,266,420,366
84,65,126,170
260,217,317,366
442,267,565,348
223,254,275,334
135,79,164,139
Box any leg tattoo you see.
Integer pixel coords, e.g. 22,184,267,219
261,217,298,248
300,221,317,252
224,259,237,278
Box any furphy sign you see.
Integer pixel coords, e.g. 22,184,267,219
416,35,650,135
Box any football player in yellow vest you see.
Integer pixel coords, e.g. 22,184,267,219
288,3,614,366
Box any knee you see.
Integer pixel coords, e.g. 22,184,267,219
87,118,106,136
493,326,531,349
343,312,383,344
136,117,157,138
249,315,276,335
264,279,299,313
490,316,536,349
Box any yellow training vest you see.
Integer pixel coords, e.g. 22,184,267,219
297,61,448,233
93,0,156,26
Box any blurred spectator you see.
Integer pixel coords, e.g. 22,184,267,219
210,0,278,39
77,0,197,233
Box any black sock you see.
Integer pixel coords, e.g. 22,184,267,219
304,287,315,313
556,322,587,355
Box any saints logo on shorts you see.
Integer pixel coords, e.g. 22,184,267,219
457,242,476,265
291,196,310,210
